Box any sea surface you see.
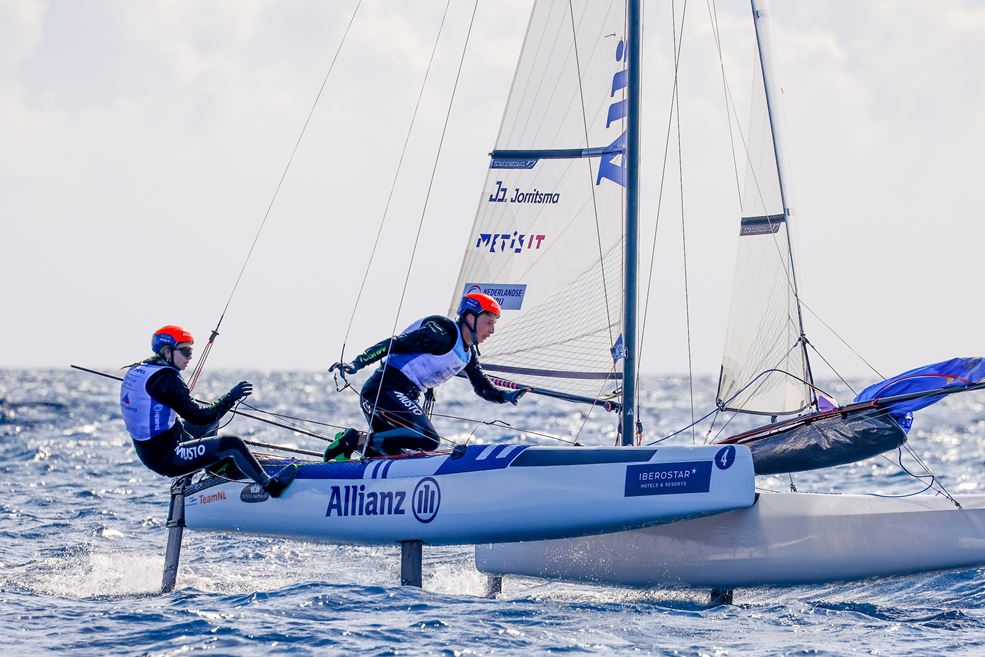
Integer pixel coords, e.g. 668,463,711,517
2,368,984,656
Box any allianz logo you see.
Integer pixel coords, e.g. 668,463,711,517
326,484,407,518
325,477,441,523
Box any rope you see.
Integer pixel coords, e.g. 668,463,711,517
799,298,885,380
806,342,857,396
639,0,700,443
707,0,743,205
638,0,688,389
188,1,363,389
647,403,721,445
342,380,579,448
571,363,618,444
237,400,347,436
651,401,957,504
430,411,579,446
363,0,480,458
703,0,812,399
567,0,614,347
669,0,697,442
337,0,453,364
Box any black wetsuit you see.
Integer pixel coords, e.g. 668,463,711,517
352,315,509,454
129,360,267,482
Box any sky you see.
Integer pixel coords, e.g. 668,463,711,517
2,0,983,382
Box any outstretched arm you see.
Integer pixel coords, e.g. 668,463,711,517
146,369,244,425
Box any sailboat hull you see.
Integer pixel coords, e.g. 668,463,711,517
475,492,985,587
183,444,755,546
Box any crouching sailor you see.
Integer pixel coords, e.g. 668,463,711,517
120,325,297,497
326,292,528,460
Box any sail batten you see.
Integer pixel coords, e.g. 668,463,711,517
491,145,623,161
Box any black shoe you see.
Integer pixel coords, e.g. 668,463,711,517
263,464,298,498
324,428,360,462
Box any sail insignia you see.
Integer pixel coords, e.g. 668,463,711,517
739,213,786,235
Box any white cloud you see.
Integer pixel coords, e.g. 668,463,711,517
0,0,46,67
1,0,982,375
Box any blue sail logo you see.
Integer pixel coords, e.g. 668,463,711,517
596,40,628,188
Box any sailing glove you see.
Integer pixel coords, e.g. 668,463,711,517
228,380,254,401
330,360,363,375
503,388,528,405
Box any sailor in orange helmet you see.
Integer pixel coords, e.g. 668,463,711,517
120,325,297,497
327,293,527,460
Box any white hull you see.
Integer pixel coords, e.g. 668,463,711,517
475,492,985,587
184,444,755,546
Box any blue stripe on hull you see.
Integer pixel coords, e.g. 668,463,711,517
433,445,527,475
262,444,531,480
510,448,657,467
264,445,659,480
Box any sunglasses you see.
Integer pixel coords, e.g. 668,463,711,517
174,347,193,358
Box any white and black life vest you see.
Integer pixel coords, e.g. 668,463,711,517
385,318,471,391
120,364,177,441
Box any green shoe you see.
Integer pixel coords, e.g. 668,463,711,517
263,463,298,499
324,429,359,462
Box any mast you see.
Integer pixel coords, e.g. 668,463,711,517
621,0,642,445
749,0,816,402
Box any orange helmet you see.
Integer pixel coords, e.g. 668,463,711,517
457,292,501,318
151,325,194,355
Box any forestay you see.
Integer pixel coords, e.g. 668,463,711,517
716,0,812,416
450,0,628,399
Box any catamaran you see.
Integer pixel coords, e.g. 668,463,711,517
148,0,985,594
471,0,985,590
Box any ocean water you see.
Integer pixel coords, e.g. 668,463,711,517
2,368,984,656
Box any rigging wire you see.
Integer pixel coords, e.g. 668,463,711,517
337,0,454,364
651,382,961,507
669,0,697,443
652,402,957,504
806,342,858,397
707,0,743,205
236,400,347,436
702,0,736,442
701,0,816,407
567,0,615,348
799,298,885,380
186,0,363,392
898,441,959,505
637,0,690,435
571,363,619,444
708,345,804,442
338,379,580,447
711,0,883,406
636,2,685,362
362,0,481,459
430,411,580,446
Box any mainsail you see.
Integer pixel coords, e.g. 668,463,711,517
716,0,813,416
451,0,628,399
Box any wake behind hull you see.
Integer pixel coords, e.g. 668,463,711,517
183,444,754,546
475,492,985,587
